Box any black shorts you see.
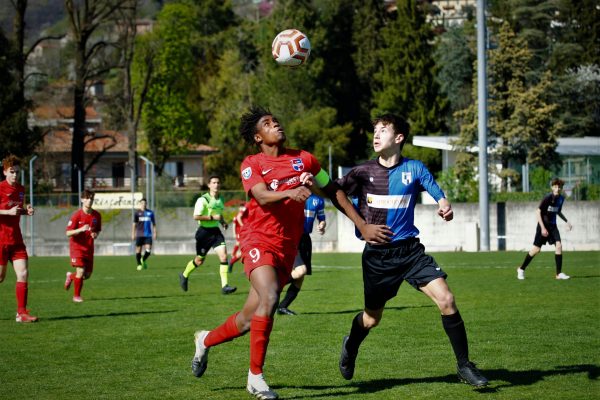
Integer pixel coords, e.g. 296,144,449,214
533,223,561,247
195,227,225,257
135,237,153,247
293,233,312,275
362,238,447,310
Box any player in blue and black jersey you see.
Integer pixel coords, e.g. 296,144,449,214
336,114,489,387
277,193,327,316
132,198,156,271
517,178,573,280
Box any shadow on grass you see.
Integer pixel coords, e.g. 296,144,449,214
210,364,599,399
45,309,178,321
570,275,600,279
97,294,194,301
301,305,434,316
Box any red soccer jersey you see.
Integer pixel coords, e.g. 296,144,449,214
67,208,102,258
0,180,26,245
239,148,322,256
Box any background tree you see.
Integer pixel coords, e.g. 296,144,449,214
434,23,475,135
0,0,48,161
64,0,126,195
372,0,447,138
455,22,561,191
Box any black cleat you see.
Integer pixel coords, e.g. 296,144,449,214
339,335,357,380
277,307,297,316
221,284,237,295
457,361,489,387
179,272,188,292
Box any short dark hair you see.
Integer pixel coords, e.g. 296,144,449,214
140,198,147,202
208,175,220,182
372,114,410,150
551,178,565,187
81,189,95,199
239,106,272,146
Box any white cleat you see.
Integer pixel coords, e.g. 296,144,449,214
191,330,210,377
247,370,279,399
556,272,570,280
517,268,525,280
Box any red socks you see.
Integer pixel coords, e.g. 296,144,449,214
205,312,243,347
74,277,83,297
249,315,273,375
203,313,275,375
16,281,27,314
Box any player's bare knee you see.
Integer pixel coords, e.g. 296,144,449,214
437,292,455,313
291,266,307,280
362,313,381,329
530,247,541,256
555,242,563,252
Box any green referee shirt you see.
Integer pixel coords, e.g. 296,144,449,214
193,193,224,228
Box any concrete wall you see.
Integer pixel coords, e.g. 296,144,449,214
20,201,600,256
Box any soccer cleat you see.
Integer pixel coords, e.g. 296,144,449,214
247,371,279,400
72,296,84,303
457,361,489,387
16,310,39,323
191,330,210,378
339,335,357,380
277,307,297,316
64,272,73,290
136,264,143,271
556,272,570,280
179,272,188,292
221,284,237,295
517,268,525,280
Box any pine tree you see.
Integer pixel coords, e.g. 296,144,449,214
372,0,446,137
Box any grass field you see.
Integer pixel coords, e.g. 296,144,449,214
1,251,599,399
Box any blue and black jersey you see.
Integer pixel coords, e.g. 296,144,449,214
304,194,325,234
337,157,445,242
134,209,156,238
538,193,565,226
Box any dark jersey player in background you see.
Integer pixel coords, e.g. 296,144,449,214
277,193,326,316
517,178,573,280
336,114,489,387
132,198,156,271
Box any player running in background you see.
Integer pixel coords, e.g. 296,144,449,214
228,202,248,269
189,107,389,400
132,198,157,271
336,114,489,387
179,175,236,295
64,189,102,303
0,155,38,323
517,178,573,280
277,193,326,316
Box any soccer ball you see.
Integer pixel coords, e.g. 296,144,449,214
271,29,311,67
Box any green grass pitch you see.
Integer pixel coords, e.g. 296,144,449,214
1,251,599,399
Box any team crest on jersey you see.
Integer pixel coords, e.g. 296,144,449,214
291,158,304,172
242,167,252,180
269,179,279,191
402,171,412,185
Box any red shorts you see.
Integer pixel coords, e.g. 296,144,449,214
0,243,28,265
71,257,94,273
242,246,295,289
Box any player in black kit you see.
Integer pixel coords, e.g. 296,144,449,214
517,178,573,280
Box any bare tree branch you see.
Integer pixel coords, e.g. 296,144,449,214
25,35,66,59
